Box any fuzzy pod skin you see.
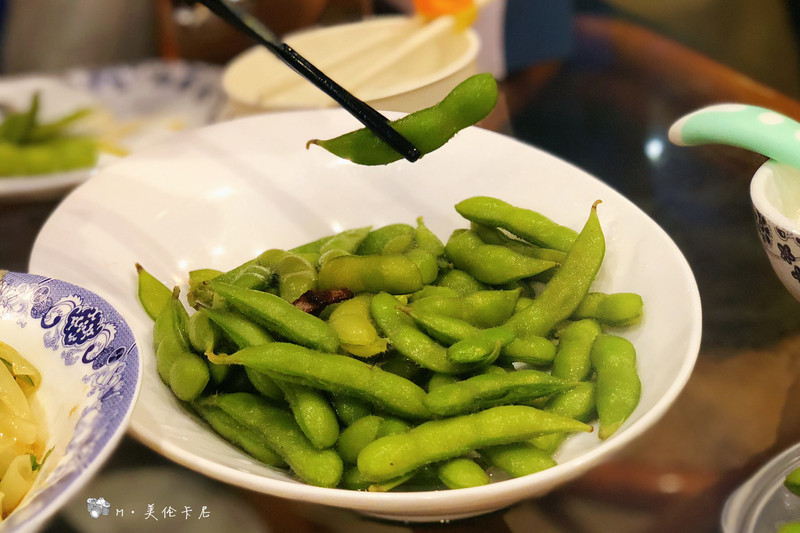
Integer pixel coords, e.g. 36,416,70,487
198,393,343,488
505,201,605,338
455,196,578,253
423,369,575,416
308,73,498,165
208,342,431,421
136,264,172,321
444,230,558,285
357,405,592,481
209,281,339,353
591,334,641,439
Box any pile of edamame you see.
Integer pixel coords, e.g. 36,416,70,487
0,93,98,177
137,196,644,491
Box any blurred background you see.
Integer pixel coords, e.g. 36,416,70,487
1,0,799,99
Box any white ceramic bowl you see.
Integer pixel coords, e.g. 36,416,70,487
722,441,800,532
0,271,141,532
28,109,701,522
222,15,479,115
750,160,800,302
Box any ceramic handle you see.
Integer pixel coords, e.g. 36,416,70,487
668,103,800,168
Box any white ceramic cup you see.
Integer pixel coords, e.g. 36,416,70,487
751,160,800,301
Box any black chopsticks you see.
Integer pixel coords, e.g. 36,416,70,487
192,0,421,163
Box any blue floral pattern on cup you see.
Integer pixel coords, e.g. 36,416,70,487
754,208,800,286
0,271,140,531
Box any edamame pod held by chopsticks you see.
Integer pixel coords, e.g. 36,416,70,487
307,73,498,165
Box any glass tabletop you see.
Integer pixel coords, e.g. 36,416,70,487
3,14,800,533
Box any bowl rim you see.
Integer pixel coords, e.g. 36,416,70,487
0,271,143,532
28,107,703,519
221,14,480,110
721,440,800,532
751,159,800,234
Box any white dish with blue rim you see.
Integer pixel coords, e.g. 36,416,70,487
0,271,141,532
28,108,702,521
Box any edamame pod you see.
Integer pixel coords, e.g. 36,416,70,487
192,402,285,468
470,223,568,263
409,285,459,303
409,289,520,329
245,367,284,401
415,217,446,266
786,466,800,496
209,282,339,353
203,307,274,348
591,334,641,439
444,230,557,285
187,309,230,385
152,291,209,400
275,252,317,303
331,394,372,426
455,196,578,252
152,288,190,350
208,342,431,420
337,415,384,464
357,405,592,481
530,382,597,453
135,263,171,321
423,369,575,416
551,319,602,382
328,294,388,358
427,372,458,392
406,309,479,346
187,309,224,355
318,254,424,294
446,326,516,364
435,269,488,296
481,443,556,477
571,292,644,327
202,307,281,396
308,73,498,165
356,224,416,255
276,381,340,449
290,233,335,254
202,393,343,487
319,226,372,258
436,457,489,489
498,336,557,366
505,202,605,338
371,292,472,375
379,353,427,382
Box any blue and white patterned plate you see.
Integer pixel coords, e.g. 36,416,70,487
0,271,141,533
